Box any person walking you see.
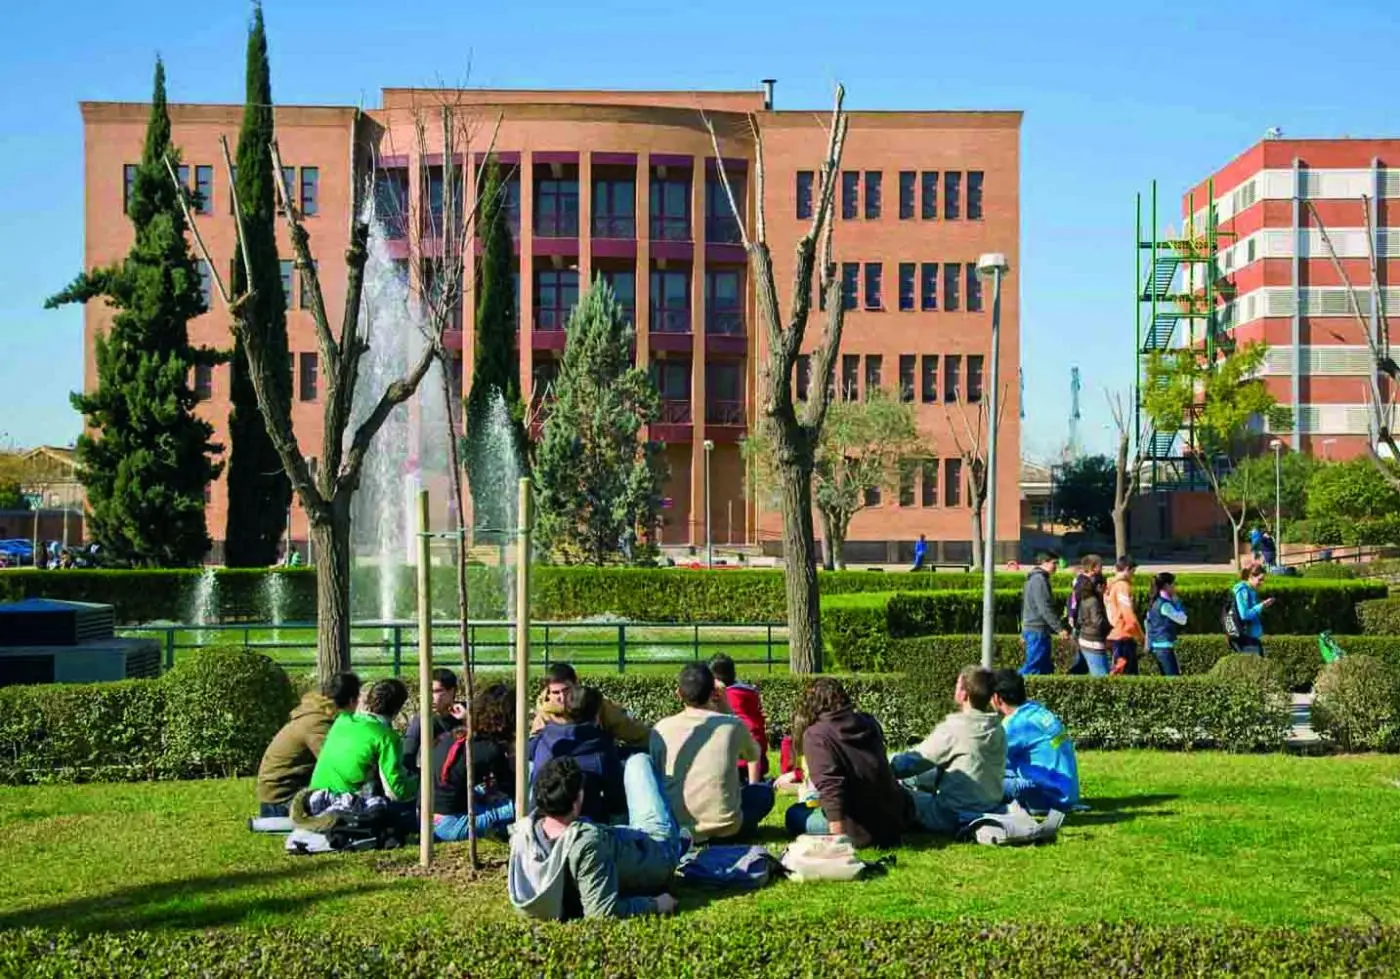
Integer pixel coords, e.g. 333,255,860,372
1073,571,1110,676
911,534,928,572
1104,557,1144,675
1145,572,1188,676
1019,551,1067,676
1228,564,1274,655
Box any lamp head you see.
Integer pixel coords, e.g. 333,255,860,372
976,253,1010,278
703,439,715,451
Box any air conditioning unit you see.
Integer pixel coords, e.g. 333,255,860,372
0,599,161,686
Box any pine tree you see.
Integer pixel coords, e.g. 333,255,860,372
533,279,667,565
463,163,526,543
46,58,221,567
224,1,292,567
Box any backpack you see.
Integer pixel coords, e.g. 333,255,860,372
957,808,1065,847
1319,631,1346,664
779,835,894,883
676,845,778,890
1222,585,1245,639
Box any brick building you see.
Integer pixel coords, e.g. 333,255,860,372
80,86,1021,563
1183,136,1400,461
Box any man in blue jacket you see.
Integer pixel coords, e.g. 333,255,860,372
989,669,1079,812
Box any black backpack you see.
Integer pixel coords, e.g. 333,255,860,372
1221,585,1245,639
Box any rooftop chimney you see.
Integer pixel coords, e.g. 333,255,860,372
761,79,776,110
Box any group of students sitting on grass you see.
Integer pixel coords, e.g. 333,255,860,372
254,655,1080,920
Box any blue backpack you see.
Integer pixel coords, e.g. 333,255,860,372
676,845,778,889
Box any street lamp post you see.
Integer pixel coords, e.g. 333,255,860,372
1270,439,1283,565
703,440,714,568
976,253,1010,669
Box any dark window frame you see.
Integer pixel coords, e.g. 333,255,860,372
943,262,961,312
841,263,860,311
944,171,962,220
899,171,916,220
535,268,580,332
841,171,859,220
944,354,962,403
921,171,938,220
898,354,916,403
898,262,916,311
299,166,319,217
921,354,938,404
967,264,984,313
592,179,636,238
298,352,319,403
967,170,983,220
535,177,580,238
796,170,814,220
864,354,882,399
649,268,691,333
649,175,692,241
967,354,985,404
920,262,939,311
863,263,883,310
864,170,882,219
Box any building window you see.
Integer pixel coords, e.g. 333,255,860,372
228,165,237,214
593,179,636,238
944,458,963,507
841,263,859,310
863,263,883,310
196,260,212,311
536,269,580,331
537,178,580,237
921,171,938,220
280,166,296,213
650,174,691,241
279,260,293,309
944,354,961,403
921,355,938,403
374,168,409,239
899,355,915,403
922,459,939,507
649,269,690,333
920,262,938,311
194,363,212,402
966,264,984,312
652,360,691,408
864,355,882,398
864,171,882,219
706,361,744,426
1247,237,1256,263
601,269,635,326
944,262,961,312
865,483,882,507
841,354,860,400
706,178,743,244
898,263,916,311
194,165,214,215
841,171,859,219
899,461,917,507
300,167,319,216
967,171,983,220
123,164,138,215
299,352,319,402
796,170,814,220
944,171,962,220
705,270,743,335
178,164,190,199
796,354,811,401
899,171,916,220
967,354,985,403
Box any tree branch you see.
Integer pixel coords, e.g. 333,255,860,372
270,140,339,375
701,111,750,251
340,344,438,494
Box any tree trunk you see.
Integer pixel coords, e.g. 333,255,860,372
310,506,352,677
777,446,821,674
819,509,840,571
970,501,985,571
1113,504,1129,561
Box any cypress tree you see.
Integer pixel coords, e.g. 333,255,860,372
46,58,221,567
224,1,292,567
464,163,526,542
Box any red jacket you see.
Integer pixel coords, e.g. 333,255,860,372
723,682,769,778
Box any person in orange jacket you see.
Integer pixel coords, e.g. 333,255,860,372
1104,556,1144,675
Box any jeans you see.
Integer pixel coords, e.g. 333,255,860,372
1111,638,1139,675
737,783,776,837
433,791,516,842
785,801,829,837
608,753,686,865
1151,646,1181,676
258,802,291,818
1004,774,1060,813
1079,647,1109,676
1020,630,1054,675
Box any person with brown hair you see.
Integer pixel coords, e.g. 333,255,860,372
782,678,914,847
1073,570,1111,676
1105,556,1145,674
431,682,518,842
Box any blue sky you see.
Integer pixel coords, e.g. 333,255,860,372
4,0,1399,457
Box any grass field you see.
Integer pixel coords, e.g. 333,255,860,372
3,751,1398,939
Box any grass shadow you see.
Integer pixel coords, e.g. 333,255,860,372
1071,793,1180,827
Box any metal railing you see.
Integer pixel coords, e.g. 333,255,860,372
120,619,790,676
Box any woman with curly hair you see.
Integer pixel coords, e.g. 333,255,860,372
783,678,914,847
430,682,518,842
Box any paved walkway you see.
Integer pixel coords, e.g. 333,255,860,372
1288,692,1322,749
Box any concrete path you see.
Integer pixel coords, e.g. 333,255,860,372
1288,692,1322,749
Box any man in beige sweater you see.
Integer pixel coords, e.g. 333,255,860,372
530,663,651,748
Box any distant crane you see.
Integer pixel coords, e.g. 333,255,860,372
1064,366,1082,460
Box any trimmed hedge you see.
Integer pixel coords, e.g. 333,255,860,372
1358,598,1400,636
6,922,1398,978
1312,655,1400,752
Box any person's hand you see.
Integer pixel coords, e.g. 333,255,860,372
449,702,468,721
654,893,679,916
1263,597,1277,608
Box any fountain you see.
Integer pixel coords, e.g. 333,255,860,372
478,390,524,618
262,571,288,644
187,567,218,645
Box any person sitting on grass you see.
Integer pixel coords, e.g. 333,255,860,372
784,678,914,847
528,685,626,824
1145,572,1188,676
508,756,684,920
710,653,768,779
432,682,518,843
891,666,1007,834
256,671,361,818
990,669,1079,812
403,668,463,775
530,663,651,748
650,662,773,842
310,678,416,804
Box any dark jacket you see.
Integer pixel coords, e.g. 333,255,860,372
432,730,514,816
403,712,462,774
801,708,914,848
1021,568,1059,634
528,722,626,824
1076,591,1109,646
256,693,339,805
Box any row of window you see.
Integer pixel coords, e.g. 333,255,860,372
122,164,320,218
847,457,972,509
194,352,322,405
194,259,317,312
797,170,984,222
532,267,744,333
832,261,986,313
794,352,985,405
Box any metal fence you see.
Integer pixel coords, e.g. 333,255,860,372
119,619,791,676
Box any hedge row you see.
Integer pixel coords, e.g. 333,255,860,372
6,922,1398,979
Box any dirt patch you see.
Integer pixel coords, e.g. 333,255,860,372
373,847,508,886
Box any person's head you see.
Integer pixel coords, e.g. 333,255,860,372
1073,571,1100,604
563,684,603,725
1153,571,1177,599
430,668,458,714
954,665,995,712
473,682,515,739
1036,549,1060,573
801,676,852,723
677,662,717,708
1243,563,1267,587
989,668,1028,717
533,757,585,822
321,671,362,712
709,653,737,687
1080,554,1103,576
544,663,579,707
361,678,409,721
918,533,926,542
1115,555,1136,580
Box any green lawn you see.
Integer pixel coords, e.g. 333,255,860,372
2,751,1398,939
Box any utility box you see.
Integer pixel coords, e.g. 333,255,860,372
0,599,160,687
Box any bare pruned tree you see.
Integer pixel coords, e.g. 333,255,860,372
704,86,849,674
945,389,1008,571
1107,390,1148,559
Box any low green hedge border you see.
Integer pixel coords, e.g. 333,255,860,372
4,922,1398,979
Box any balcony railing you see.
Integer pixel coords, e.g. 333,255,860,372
705,309,744,336
650,216,691,241
592,214,636,239
535,308,570,332
650,308,692,334
659,399,692,424
535,212,580,238
705,215,742,245
705,400,744,426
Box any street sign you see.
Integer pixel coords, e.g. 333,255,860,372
21,493,42,509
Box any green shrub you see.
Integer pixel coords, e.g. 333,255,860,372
0,679,165,784
1209,653,1287,693
1311,655,1400,752
1300,562,1357,579
159,647,296,778
1357,598,1400,636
